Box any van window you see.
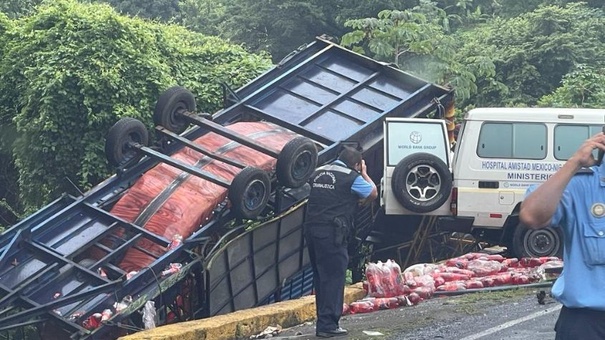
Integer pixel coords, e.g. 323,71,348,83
477,122,546,159
554,124,602,160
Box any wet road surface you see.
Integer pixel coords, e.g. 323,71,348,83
270,287,559,340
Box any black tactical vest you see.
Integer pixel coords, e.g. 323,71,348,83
305,162,360,227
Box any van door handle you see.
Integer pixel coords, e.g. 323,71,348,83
478,181,499,189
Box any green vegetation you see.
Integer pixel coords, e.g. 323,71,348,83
443,287,535,314
0,0,271,217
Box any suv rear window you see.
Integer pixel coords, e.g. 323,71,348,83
477,122,547,159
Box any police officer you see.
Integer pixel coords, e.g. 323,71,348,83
520,130,605,339
304,146,377,338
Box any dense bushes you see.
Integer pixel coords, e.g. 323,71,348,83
0,0,272,214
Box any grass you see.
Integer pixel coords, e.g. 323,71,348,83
441,287,535,314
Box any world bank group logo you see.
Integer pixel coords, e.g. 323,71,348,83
409,131,422,144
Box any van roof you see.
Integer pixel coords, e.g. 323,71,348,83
465,107,605,123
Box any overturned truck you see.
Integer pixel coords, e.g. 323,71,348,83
0,37,455,339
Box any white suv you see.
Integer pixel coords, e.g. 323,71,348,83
382,108,605,258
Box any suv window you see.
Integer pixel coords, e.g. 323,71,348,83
554,124,602,160
385,120,449,167
477,122,547,159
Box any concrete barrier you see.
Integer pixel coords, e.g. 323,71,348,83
119,283,366,340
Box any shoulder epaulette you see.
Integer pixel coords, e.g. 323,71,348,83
575,167,595,175
317,163,352,174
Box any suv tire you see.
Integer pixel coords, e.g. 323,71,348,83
391,153,452,213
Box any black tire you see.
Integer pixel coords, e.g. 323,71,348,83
391,153,452,213
276,137,318,188
153,86,196,134
228,167,271,219
512,223,563,258
105,117,149,167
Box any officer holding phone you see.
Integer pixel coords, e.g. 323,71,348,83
304,146,377,338
520,127,605,339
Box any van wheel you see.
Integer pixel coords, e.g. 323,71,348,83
391,153,452,213
512,224,563,258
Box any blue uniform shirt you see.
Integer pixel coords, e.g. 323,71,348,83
333,160,373,199
525,165,605,310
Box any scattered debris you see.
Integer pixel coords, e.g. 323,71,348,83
114,295,133,313
250,325,282,339
126,271,139,280
98,267,108,278
168,234,183,250
363,330,385,336
143,301,157,329
537,290,547,305
161,263,183,277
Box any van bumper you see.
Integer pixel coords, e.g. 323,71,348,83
436,216,474,233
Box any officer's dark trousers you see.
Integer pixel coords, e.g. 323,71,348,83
304,224,348,333
555,306,605,340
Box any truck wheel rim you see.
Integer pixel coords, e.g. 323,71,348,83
243,179,267,210
291,150,314,180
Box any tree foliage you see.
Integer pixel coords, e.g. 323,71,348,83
175,0,224,36
456,3,605,107
85,0,181,22
539,64,605,107
341,2,496,101
0,0,271,212
0,0,41,18
217,0,409,61
340,2,605,108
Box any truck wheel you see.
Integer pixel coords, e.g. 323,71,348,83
512,223,563,258
391,153,452,213
105,117,149,167
153,86,196,134
276,137,318,188
229,167,271,219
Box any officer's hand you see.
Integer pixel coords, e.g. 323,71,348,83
360,159,367,175
573,132,605,167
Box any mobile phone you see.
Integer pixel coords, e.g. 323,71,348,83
597,126,605,165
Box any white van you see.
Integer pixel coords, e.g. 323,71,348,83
382,108,605,258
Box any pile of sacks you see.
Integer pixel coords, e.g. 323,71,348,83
345,253,563,315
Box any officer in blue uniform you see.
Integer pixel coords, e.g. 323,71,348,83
521,130,605,340
304,146,377,338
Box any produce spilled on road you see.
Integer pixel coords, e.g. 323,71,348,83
346,252,562,314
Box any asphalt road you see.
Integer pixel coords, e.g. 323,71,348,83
271,286,560,340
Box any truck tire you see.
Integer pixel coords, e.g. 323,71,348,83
391,153,452,213
153,86,196,134
105,117,149,167
276,137,318,188
512,223,563,258
228,167,271,220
